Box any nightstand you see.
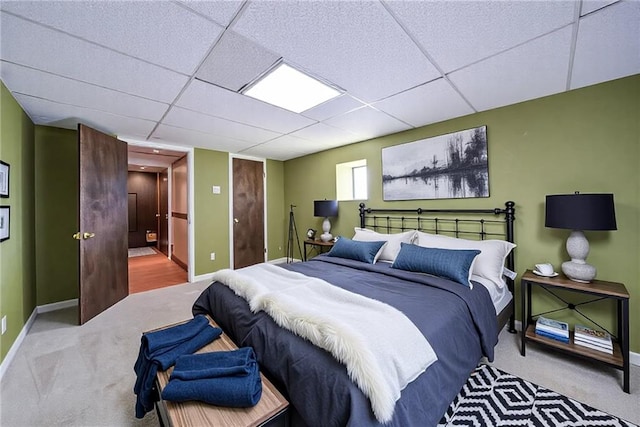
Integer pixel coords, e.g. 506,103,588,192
303,239,334,261
520,269,630,393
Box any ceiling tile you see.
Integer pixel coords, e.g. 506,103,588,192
151,124,255,154
324,106,411,141
1,62,169,121
0,13,188,103
196,30,280,92
571,1,640,90
14,94,155,138
232,1,439,103
301,94,365,121
162,107,281,144
449,27,573,112
385,0,575,73
373,79,474,128
239,135,326,161
176,79,316,134
1,1,223,74
176,0,244,28
581,0,619,16
290,122,361,146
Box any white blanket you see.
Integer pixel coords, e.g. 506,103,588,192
211,263,437,423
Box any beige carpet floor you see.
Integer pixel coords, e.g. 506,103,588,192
1,280,638,426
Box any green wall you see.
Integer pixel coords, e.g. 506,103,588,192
0,82,36,362
193,148,230,275
34,126,79,305
283,74,640,353
266,159,285,261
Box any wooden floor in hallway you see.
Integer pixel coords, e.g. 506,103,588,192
128,247,188,294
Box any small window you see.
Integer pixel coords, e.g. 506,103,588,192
336,159,367,201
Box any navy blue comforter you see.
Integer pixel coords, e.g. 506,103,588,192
192,255,498,427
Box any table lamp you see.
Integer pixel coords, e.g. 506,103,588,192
314,200,338,242
545,192,616,283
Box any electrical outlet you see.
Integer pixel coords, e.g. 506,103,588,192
212,186,221,194
1,316,6,335
210,252,216,261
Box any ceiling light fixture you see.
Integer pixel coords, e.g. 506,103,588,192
242,63,341,113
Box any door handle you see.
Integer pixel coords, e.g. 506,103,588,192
73,232,95,240
234,218,239,224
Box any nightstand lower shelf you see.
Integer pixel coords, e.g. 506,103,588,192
524,325,623,368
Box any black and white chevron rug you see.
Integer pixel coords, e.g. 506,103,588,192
439,364,637,426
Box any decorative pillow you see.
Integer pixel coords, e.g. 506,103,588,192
416,231,516,289
391,243,480,287
352,228,417,262
327,237,388,264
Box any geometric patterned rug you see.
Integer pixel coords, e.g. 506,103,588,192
128,247,157,258
438,365,637,427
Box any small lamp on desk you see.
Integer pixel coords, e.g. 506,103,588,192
545,192,617,283
314,200,338,242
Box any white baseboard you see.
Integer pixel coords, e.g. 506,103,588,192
0,299,78,381
0,307,37,382
268,257,294,264
37,298,78,314
192,272,215,283
512,320,639,367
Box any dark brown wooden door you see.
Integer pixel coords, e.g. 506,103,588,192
159,168,169,256
233,158,265,269
78,124,128,324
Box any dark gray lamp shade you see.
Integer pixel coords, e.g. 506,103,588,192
545,193,617,231
314,200,338,217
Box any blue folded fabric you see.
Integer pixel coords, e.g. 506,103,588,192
170,347,256,380
161,348,262,408
133,315,222,418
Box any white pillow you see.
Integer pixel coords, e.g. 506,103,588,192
416,231,515,289
353,228,417,263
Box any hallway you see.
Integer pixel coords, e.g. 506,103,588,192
128,248,187,293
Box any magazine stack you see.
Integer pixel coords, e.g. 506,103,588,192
574,325,613,354
535,316,569,343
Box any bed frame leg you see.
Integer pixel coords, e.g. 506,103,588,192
508,314,516,334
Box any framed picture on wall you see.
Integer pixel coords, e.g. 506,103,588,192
0,206,9,242
382,126,489,201
0,161,9,198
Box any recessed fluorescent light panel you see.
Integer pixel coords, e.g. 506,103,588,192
243,63,341,113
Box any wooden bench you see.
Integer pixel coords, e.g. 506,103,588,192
153,317,289,427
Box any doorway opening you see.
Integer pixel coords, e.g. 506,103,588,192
126,143,190,293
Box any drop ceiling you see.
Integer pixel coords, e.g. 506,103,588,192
1,0,638,161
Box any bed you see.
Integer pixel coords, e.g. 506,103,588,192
192,202,516,427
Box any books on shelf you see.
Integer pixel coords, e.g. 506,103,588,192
535,328,569,343
535,316,569,338
574,324,613,354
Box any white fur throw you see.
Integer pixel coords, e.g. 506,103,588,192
211,263,437,423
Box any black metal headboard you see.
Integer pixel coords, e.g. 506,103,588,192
358,201,516,286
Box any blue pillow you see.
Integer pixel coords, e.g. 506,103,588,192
391,243,480,287
327,237,387,264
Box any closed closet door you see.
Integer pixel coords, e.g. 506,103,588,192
232,158,265,269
